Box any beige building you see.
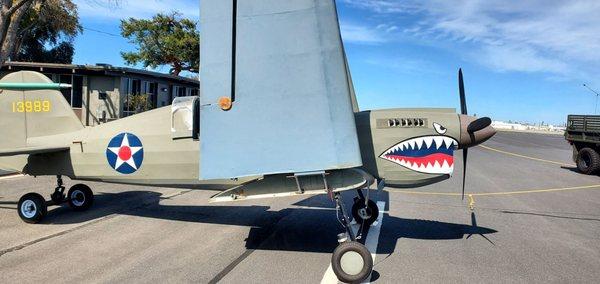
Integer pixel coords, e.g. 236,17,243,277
1,62,199,126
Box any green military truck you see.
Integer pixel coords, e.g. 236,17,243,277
565,115,600,174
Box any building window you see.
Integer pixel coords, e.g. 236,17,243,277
124,78,153,117
123,78,131,95
191,88,199,97
132,79,141,95
148,82,158,108
55,74,83,108
72,76,83,108
58,75,72,104
141,81,158,108
122,78,133,117
174,86,186,97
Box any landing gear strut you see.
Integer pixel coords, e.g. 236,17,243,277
352,190,379,226
331,192,373,283
17,176,94,224
50,175,66,205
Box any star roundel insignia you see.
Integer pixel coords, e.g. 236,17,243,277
106,133,144,174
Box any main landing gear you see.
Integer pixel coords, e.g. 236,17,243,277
17,175,94,224
352,190,379,226
330,190,379,283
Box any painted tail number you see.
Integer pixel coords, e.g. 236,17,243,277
12,100,51,113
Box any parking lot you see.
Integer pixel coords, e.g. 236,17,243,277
1,131,599,283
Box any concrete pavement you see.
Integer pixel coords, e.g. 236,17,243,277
0,131,599,283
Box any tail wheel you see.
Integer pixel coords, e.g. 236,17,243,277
351,199,379,226
67,184,94,211
18,193,47,224
331,241,373,283
576,148,600,175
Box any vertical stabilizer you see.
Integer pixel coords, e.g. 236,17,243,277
0,71,83,151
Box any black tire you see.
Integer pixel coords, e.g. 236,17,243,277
331,241,373,283
351,199,379,226
576,148,600,175
17,193,47,224
67,184,94,211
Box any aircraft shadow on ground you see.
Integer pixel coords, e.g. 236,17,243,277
10,190,497,254
0,200,17,210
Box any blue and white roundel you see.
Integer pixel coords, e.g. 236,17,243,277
106,133,144,174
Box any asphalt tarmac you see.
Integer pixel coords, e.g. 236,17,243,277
1,131,599,283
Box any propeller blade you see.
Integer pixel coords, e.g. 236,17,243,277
459,68,467,115
462,148,468,200
467,117,492,133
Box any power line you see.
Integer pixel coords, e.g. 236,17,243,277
82,26,121,37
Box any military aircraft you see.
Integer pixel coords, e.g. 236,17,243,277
0,0,495,282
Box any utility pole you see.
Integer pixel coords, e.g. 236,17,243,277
583,84,600,114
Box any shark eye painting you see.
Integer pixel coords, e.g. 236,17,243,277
433,122,447,135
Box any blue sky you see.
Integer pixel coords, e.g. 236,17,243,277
72,0,600,125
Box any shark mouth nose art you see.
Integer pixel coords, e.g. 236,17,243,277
380,136,458,174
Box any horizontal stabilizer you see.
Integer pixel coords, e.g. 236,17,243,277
0,82,72,90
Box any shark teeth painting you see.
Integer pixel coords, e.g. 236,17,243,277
380,136,458,175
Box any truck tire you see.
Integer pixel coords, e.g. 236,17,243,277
576,148,600,175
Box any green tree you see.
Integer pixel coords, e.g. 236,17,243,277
120,12,199,76
0,0,118,67
0,0,36,66
13,0,82,63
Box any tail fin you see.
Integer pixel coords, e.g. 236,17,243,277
0,71,83,152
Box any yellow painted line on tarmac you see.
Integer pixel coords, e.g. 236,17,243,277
388,184,600,197
479,145,573,167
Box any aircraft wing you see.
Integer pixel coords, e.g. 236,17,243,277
209,169,373,203
0,146,69,156
199,0,362,180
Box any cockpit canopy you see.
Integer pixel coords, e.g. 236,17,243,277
171,96,198,139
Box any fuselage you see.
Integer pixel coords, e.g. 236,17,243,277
0,105,255,189
0,101,495,190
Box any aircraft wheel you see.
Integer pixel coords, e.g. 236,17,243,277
331,241,373,283
351,199,378,226
576,148,600,175
18,193,47,224
67,184,94,211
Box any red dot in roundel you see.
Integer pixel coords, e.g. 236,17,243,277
118,146,132,161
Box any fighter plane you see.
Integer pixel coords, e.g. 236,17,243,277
0,1,495,282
